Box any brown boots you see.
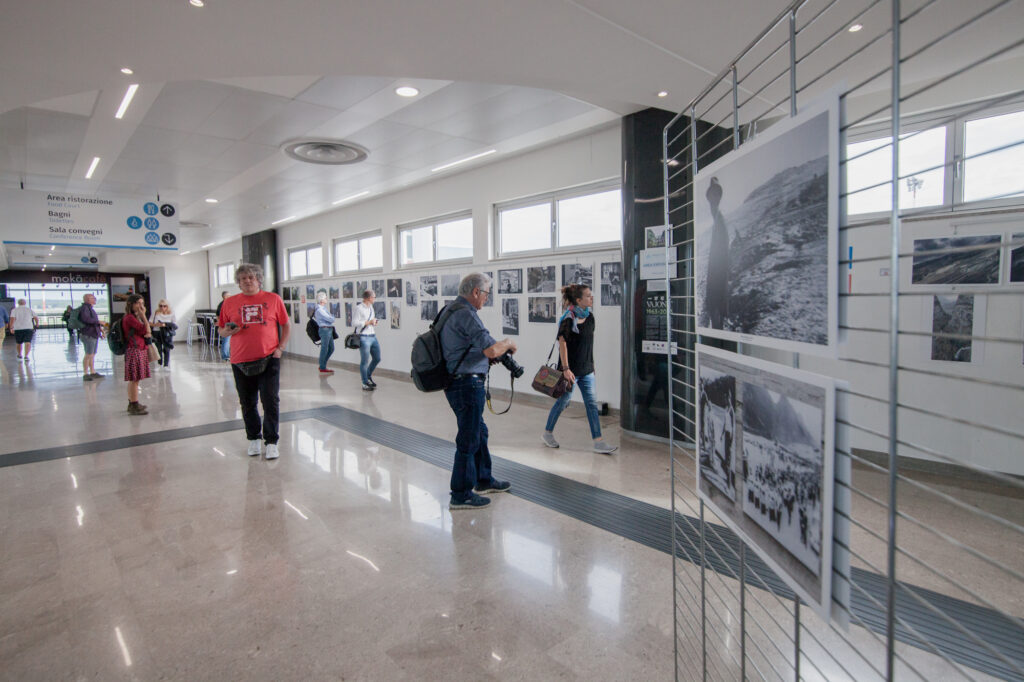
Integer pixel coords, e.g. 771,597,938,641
127,401,148,415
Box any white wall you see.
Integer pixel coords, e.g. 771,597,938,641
210,124,625,407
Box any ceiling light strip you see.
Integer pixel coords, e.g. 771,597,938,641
85,157,101,179
271,216,296,226
332,191,370,205
114,84,139,120
431,149,497,173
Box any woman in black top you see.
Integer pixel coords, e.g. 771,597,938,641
542,284,617,454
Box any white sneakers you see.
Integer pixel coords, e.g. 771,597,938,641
542,432,560,448
265,443,279,460
247,440,262,456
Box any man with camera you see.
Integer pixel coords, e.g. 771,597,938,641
440,273,518,510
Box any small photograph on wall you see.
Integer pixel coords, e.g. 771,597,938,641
498,269,522,294
390,302,401,329
601,262,623,306
1010,233,1024,283
371,280,385,298
646,225,667,248
373,301,386,321
343,282,354,299
285,302,292,318
111,279,136,302
330,302,340,318
421,300,438,321
387,279,402,298
528,296,557,323
420,275,437,297
502,298,519,335
698,365,737,500
561,263,593,288
912,235,1001,285
293,306,300,325
329,286,340,300
406,282,417,306
306,303,315,319
527,266,556,293
306,285,315,300
694,96,837,354
282,288,291,301
931,294,974,362
482,271,494,307
441,274,460,297
345,302,353,327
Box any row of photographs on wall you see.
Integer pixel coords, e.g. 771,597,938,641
696,344,848,623
910,233,1024,286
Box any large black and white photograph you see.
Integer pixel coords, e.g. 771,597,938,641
561,263,593,288
441,274,460,297
528,296,557,323
502,298,519,335
912,235,1000,285
1009,232,1024,283
406,282,417,306
420,299,438,321
387,279,402,298
931,294,974,362
371,279,386,298
373,301,386,321
419,275,437,297
601,261,623,306
694,96,838,354
498,268,522,294
696,345,836,620
527,266,556,293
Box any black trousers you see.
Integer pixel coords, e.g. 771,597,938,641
231,356,281,444
153,330,172,366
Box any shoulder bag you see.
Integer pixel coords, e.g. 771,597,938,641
531,339,572,399
344,324,369,350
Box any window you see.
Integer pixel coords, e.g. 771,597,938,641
287,244,322,278
398,212,473,266
963,109,1024,203
332,233,382,273
215,262,235,287
846,126,948,216
495,182,621,257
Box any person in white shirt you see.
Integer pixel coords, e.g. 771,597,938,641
351,290,380,391
9,299,38,361
149,299,176,369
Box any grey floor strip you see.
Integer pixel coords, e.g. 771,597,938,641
2,405,1020,680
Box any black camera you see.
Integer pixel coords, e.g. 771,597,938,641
496,351,524,379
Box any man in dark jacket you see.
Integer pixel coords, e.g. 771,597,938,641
79,294,105,381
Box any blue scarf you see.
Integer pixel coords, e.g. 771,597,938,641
558,305,591,333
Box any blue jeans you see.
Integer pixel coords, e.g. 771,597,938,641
220,335,231,361
359,335,380,383
444,375,493,501
318,327,335,369
545,372,602,439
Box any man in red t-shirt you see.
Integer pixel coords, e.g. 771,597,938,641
218,263,290,460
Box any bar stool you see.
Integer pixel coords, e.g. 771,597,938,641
187,319,207,345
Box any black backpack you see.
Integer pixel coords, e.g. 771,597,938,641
305,317,321,346
410,303,471,392
107,316,127,355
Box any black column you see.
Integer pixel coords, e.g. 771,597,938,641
242,229,279,294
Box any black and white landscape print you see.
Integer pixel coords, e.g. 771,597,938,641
329,286,339,300
330,302,340,318
528,296,557,322
931,294,974,362
561,263,593,288
694,100,836,353
343,282,354,299
441,274,460,297
912,235,1000,285
601,262,623,306
420,275,437,297
345,302,353,327
527,266,556,293
1010,233,1024,283
373,301,386,321
371,280,386,298
356,281,369,298
390,302,400,329
696,345,835,619
421,300,438,321
502,298,519,335
498,269,522,294
406,282,417,306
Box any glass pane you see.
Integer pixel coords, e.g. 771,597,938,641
964,110,1024,203
334,241,359,272
401,226,433,265
845,127,946,215
307,246,323,275
557,189,621,247
436,217,473,260
500,203,550,253
289,249,307,278
360,235,383,269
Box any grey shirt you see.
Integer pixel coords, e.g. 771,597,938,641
440,297,496,375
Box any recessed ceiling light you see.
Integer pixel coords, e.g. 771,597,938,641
431,149,497,173
395,86,419,98
189,0,204,6
114,84,139,119
848,23,863,32
332,190,370,205
85,156,101,179
205,198,218,203
120,67,134,75
271,216,296,226
657,91,669,98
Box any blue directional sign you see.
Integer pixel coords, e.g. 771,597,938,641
127,216,142,229
144,217,159,230
144,232,160,245
143,202,159,216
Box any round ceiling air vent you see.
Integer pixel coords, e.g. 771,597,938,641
281,138,369,165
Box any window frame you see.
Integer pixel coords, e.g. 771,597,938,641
215,262,235,287
331,231,383,275
286,242,324,280
396,210,474,268
493,179,622,259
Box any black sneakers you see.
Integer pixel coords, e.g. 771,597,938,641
473,479,512,494
449,493,491,510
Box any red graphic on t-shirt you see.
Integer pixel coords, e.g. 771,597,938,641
241,303,265,325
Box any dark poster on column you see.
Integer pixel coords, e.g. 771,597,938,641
644,292,667,343
242,229,278,295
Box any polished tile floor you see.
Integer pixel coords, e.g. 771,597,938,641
0,335,1019,680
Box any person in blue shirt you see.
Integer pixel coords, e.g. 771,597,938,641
439,273,517,510
313,291,336,374
0,303,9,346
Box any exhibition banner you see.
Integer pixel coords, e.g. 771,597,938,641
0,187,179,251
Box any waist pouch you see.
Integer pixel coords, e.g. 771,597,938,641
235,354,272,376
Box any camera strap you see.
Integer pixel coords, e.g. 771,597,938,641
485,369,514,415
